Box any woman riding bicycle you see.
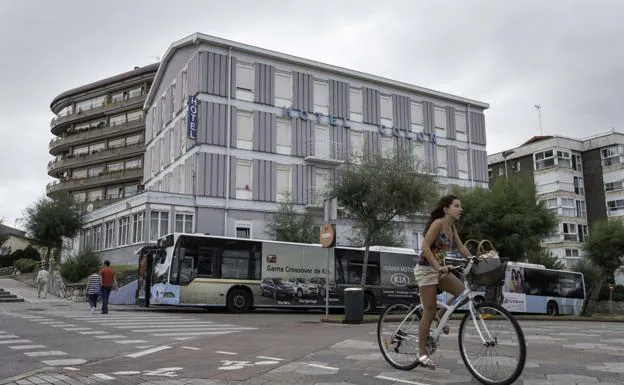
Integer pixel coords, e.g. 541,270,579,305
414,194,472,369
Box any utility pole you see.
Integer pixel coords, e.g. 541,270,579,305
534,104,543,135
502,150,515,183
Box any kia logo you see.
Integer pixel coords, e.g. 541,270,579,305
391,273,409,287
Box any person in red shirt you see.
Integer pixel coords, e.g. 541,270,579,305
99,260,116,314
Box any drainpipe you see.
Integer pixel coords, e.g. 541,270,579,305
467,103,474,188
224,47,232,236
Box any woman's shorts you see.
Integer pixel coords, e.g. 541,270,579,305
414,265,442,287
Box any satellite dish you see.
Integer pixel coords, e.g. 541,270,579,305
86,204,94,213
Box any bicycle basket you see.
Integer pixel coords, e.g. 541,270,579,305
470,258,507,287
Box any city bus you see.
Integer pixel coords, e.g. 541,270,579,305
136,233,419,313
439,258,586,316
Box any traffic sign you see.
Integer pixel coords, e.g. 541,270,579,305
320,223,336,248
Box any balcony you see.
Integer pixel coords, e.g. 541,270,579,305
46,168,143,194
304,139,346,165
49,118,144,155
50,94,146,135
305,187,329,208
47,142,144,177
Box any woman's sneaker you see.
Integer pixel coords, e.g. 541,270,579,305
418,355,436,370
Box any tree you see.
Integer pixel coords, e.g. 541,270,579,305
347,221,407,248
582,219,624,316
526,249,565,270
0,218,7,250
265,192,318,244
328,151,438,287
452,174,559,261
572,258,603,316
21,193,85,267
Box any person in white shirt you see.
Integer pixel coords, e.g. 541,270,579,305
36,267,49,299
86,268,102,314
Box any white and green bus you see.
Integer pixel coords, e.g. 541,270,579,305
136,233,419,313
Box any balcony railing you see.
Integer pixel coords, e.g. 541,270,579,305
49,118,144,154
304,139,346,165
50,94,146,134
305,187,330,208
46,167,143,194
47,142,144,176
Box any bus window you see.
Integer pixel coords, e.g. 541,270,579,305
221,249,250,279
179,255,194,285
197,248,216,278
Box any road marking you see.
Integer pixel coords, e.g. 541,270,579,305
114,339,148,344
63,327,92,331
137,326,254,333
51,324,77,328
0,339,31,344
215,351,238,355
78,331,107,335
375,375,431,385
112,371,141,375
183,346,200,350
257,356,284,361
63,367,80,371
151,331,235,337
9,345,46,350
126,345,172,358
0,335,20,339
92,373,116,380
24,351,68,357
42,358,88,366
306,363,339,371
95,335,127,339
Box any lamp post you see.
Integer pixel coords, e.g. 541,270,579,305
502,150,515,182
534,104,543,135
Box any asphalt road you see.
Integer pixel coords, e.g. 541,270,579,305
1,301,623,385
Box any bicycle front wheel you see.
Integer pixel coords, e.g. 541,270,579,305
458,302,526,385
377,302,422,370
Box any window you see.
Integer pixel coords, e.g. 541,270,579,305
236,111,253,150
560,198,576,217
455,111,467,142
534,150,555,170
276,165,291,202
457,149,468,179
87,189,103,202
576,200,587,219
182,70,188,106
314,124,330,159
72,192,86,203
108,138,124,149
607,199,624,214
88,166,103,177
605,180,623,192
274,71,292,108
574,176,585,194
572,152,582,171
562,223,578,242
276,118,291,155
107,162,124,173
312,168,331,206
542,198,558,210
118,217,129,246
73,169,87,179
313,80,329,115
349,88,363,122
106,185,125,199
235,221,251,239
602,145,622,166
221,249,251,279
92,225,101,251
411,141,425,167
380,95,393,126
73,145,89,155
235,160,252,199
175,214,193,233
381,137,393,155
104,221,115,249
437,145,447,177
434,106,446,137
170,84,176,119
150,211,169,241
350,131,363,159
160,96,166,128
133,213,144,243
180,116,187,153
410,102,424,132
127,110,143,122
125,158,142,169
556,150,571,168
578,224,588,242
565,249,580,258
90,142,105,153
110,113,126,126
235,62,254,101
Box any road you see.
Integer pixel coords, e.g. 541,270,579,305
1,300,623,384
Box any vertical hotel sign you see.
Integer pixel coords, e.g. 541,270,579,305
187,96,198,140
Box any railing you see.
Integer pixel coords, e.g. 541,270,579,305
304,139,346,164
46,167,143,193
305,187,329,208
47,142,144,174
49,118,144,152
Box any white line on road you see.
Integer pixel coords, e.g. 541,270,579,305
137,326,254,333
92,373,116,380
63,367,80,371
126,345,172,358
257,356,284,361
114,339,148,344
63,327,92,331
41,358,88,366
78,331,107,335
306,363,339,371
24,351,68,357
183,346,200,350
94,335,126,339
9,345,46,350
51,324,77,328
375,375,431,385
0,335,20,339
150,331,235,337
111,371,141,375
215,350,238,355
0,339,31,345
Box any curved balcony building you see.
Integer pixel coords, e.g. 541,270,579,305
47,63,159,209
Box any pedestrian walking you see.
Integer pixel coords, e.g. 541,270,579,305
36,266,49,299
86,268,102,314
99,260,117,314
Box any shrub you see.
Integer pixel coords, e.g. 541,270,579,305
598,284,624,302
60,250,102,283
13,258,38,273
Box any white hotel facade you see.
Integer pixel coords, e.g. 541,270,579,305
68,33,489,264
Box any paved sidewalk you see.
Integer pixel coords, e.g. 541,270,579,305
0,278,72,305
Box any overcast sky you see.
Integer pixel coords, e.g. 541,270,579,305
1,0,622,229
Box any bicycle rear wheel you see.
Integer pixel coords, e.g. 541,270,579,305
377,302,422,370
458,302,526,385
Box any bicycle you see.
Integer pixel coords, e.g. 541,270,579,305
377,256,526,385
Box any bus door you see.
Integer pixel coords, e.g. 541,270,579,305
137,248,159,307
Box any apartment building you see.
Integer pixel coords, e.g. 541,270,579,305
74,33,490,264
488,131,624,268
47,63,159,209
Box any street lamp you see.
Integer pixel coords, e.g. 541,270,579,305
534,104,543,135
502,150,515,182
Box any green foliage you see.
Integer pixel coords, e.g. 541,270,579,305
572,258,603,290
13,258,38,273
265,192,318,244
598,284,624,301
526,249,565,270
0,218,7,249
348,222,407,248
60,249,102,283
22,193,85,264
583,219,624,276
453,174,559,261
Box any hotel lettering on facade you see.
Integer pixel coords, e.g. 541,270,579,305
72,33,489,264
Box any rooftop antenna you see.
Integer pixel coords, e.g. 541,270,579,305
534,104,543,135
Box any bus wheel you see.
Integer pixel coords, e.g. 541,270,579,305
547,301,559,316
227,288,251,313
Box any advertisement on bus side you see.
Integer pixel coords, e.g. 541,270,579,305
502,266,527,312
379,252,420,301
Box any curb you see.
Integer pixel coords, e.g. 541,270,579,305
320,315,624,324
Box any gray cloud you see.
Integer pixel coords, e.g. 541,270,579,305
1,0,623,227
